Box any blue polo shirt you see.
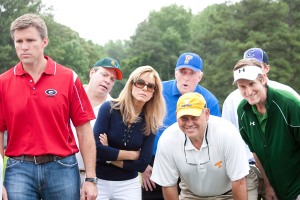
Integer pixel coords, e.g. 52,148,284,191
152,80,221,155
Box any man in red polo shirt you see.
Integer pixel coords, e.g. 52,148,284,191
0,13,97,200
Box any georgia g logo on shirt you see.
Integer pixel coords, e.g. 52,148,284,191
45,89,57,97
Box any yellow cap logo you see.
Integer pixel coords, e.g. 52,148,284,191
111,60,116,67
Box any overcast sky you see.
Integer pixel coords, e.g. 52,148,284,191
43,0,237,45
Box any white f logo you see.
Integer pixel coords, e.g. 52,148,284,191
184,55,193,64
250,121,255,126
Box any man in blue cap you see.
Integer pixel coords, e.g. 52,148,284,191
142,52,221,199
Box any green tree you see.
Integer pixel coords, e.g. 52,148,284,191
189,3,242,104
102,40,129,98
2,0,300,101
188,0,300,104
0,0,44,72
127,4,192,81
274,0,300,92
0,0,105,83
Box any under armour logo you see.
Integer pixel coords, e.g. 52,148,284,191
250,121,255,126
238,68,246,73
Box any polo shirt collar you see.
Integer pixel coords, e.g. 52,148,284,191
14,56,57,76
184,132,208,151
242,85,272,111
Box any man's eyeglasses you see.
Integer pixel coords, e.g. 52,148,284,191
184,125,210,165
133,79,157,92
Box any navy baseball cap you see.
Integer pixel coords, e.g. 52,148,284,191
93,57,122,80
175,52,203,72
243,48,269,64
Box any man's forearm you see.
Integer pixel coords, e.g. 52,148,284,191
253,153,270,186
76,122,96,178
232,177,247,199
0,132,4,157
162,185,179,200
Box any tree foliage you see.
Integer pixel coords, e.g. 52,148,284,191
187,0,300,104
0,0,44,72
1,0,300,105
127,4,192,81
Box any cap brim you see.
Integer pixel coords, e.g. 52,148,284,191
175,65,201,72
177,108,203,119
233,66,262,84
114,69,122,80
232,74,258,84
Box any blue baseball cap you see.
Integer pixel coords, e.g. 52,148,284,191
175,52,203,72
243,48,269,64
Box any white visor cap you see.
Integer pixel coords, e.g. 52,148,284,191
233,66,263,84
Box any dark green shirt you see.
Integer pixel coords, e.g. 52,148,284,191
251,105,268,133
238,86,300,200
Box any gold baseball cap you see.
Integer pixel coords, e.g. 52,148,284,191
176,92,206,119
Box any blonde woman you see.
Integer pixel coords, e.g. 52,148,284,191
93,66,166,200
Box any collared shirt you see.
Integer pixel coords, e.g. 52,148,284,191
222,80,300,163
251,105,268,134
153,80,221,155
151,116,249,196
222,80,300,128
0,56,95,157
238,86,300,199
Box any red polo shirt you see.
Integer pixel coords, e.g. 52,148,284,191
0,56,95,157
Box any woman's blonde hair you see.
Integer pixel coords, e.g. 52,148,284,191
112,66,166,136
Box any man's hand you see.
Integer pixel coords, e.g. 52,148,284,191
80,181,97,200
2,186,8,200
141,165,156,191
265,184,278,200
